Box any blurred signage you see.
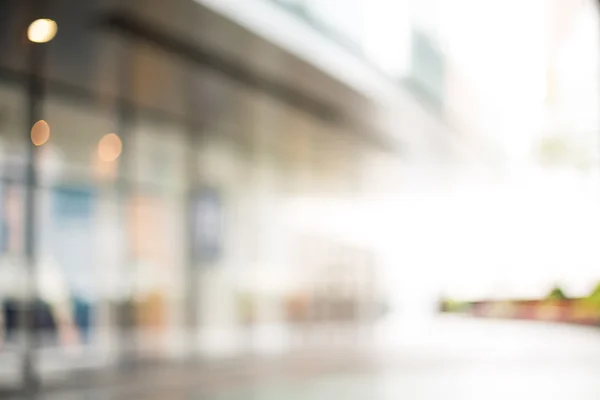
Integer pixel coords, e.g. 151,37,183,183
52,186,94,219
192,187,223,264
51,186,96,301
0,183,5,254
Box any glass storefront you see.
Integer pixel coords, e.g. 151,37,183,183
0,1,386,385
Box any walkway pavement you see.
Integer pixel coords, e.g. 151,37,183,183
5,316,600,399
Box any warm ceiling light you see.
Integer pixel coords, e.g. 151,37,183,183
27,19,58,43
31,120,50,146
98,133,123,162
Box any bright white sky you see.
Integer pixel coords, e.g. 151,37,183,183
361,0,598,155
361,0,412,76
272,0,600,305
340,0,600,302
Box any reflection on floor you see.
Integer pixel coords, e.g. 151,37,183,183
21,317,600,399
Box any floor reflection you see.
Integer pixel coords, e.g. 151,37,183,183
26,317,600,399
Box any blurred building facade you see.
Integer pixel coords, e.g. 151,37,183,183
0,0,454,383
3,0,599,389
12,0,600,385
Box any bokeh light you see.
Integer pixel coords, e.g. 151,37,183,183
27,19,58,43
98,133,122,162
30,120,50,146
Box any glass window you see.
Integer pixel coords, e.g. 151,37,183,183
0,82,26,368
0,83,27,180
42,94,119,186
126,116,189,359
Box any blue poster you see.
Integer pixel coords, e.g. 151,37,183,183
51,186,96,300
53,187,94,219
51,186,96,342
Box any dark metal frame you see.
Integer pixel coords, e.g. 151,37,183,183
21,0,47,395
